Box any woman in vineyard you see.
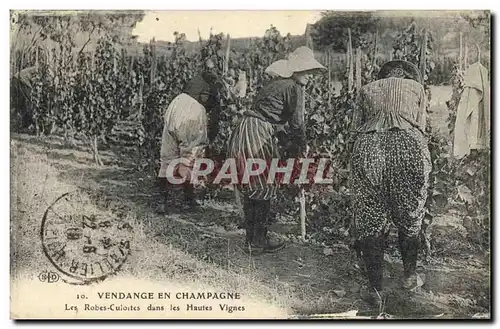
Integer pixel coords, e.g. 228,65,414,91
227,46,326,255
350,60,431,302
157,58,227,213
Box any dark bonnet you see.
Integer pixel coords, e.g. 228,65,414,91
377,60,423,84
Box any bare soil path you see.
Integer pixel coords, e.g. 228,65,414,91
11,133,490,319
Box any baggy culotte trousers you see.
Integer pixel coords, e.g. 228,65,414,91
349,127,432,240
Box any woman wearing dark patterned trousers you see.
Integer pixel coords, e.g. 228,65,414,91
227,47,326,255
349,60,431,303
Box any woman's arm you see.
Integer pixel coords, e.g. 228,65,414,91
285,83,307,156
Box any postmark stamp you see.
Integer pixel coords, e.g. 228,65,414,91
40,190,134,285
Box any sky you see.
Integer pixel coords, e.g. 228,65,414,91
132,10,323,43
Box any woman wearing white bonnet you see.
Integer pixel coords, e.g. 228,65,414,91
227,46,326,255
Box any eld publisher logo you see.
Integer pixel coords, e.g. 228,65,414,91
38,270,60,283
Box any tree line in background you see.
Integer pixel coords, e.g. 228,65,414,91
311,10,490,85
10,11,490,250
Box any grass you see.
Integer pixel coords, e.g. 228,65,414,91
10,137,292,319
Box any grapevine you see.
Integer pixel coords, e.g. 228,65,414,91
10,22,489,248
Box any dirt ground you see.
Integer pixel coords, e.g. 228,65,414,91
10,86,491,319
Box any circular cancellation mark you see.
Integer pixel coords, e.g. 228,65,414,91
40,191,133,285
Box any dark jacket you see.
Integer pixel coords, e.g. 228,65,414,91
245,78,306,153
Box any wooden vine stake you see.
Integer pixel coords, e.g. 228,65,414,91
300,187,306,240
464,37,469,69
305,23,314,51
138,75,144,118
347,28,354,93
355,47,362,96
327,49,332,105
419,28,434,258
459,32,463,72
197,28,203,44
223,34,244,222
150,38,157,89
35,46,39,69
419,29,427,82
298,32,313,240
224,34,231,75
299,84,307,240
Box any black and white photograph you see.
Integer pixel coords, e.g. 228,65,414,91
9,9,491,320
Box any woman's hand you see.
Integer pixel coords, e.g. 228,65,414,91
176,163,192,182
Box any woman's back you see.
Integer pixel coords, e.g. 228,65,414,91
251,78,301,125
356,77,426,133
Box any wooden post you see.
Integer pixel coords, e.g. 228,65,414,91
20,51,24,72
35,46,39,69
299,84,307,240
355,47,362,96
138,75,144,117
305,24,314,51
300,187,306,240
420,29,428,83
347,28,354,93
230,27,243,223
298,34,308,237
327,49,331,105
220,33,243,221
53,48,57,74
465,42,469,69
129,56,134,85
224,34,231,75
197,28,203,43
113,53,118,76
459,32,463,72
346,38,350,83
150,38,157,88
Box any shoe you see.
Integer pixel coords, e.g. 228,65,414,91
360,286,384,308
244,226,265,255
182,191,199,210
243,241,264,255
261,229,285,253
185,197,198,206
263,238,285,253
254,200,285,253
156,203,168,215
401,273,425,291
156,188,169,214
243,233,287,255
244,230,285,255
181,199,198,211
